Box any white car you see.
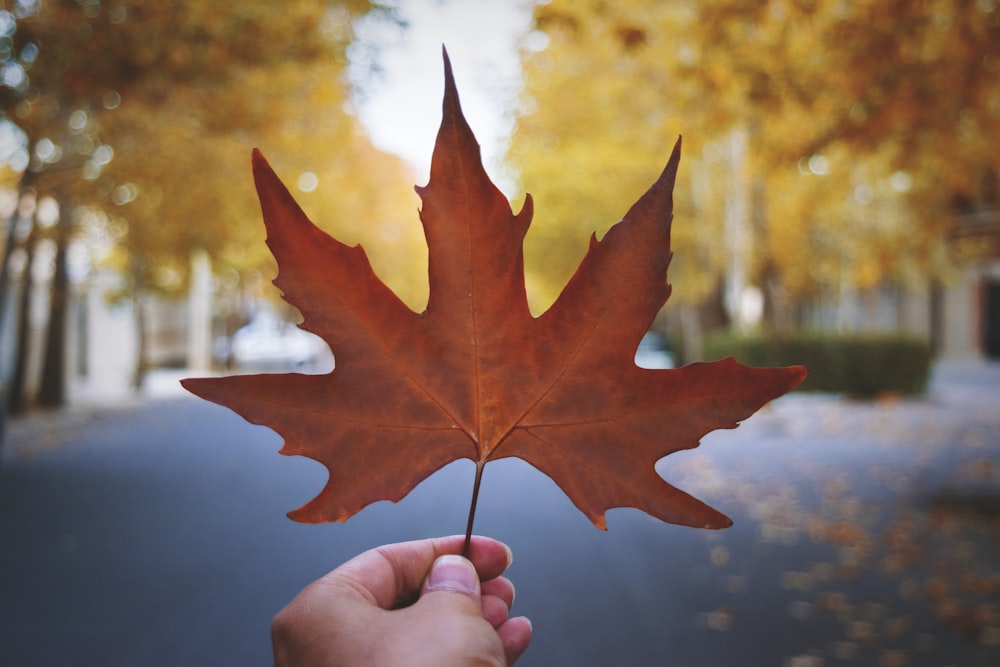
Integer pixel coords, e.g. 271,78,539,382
634,332,676,369
228,317,331,371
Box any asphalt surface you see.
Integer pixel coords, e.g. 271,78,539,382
1,362,999,666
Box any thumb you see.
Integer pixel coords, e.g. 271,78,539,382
412,555,508,666
422,554,482,598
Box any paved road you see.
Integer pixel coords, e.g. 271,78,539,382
2,363,1000,666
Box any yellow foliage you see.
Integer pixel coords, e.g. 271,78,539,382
512,0,1000,314
3,1,423,309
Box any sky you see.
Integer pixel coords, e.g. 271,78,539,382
348,0,537,191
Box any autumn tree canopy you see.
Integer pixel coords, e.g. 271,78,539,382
510,0,1000,321
1,0,426,301
0,0,428,407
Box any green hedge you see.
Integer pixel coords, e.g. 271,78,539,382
701,332,933,397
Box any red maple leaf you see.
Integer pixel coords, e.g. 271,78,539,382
182,52,806,539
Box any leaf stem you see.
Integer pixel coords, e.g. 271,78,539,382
463,459,486,558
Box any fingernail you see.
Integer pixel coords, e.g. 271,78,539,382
503,543,514,567
426,555,479,595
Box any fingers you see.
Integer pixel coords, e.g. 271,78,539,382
498,616,533,665
326,534,512,610
482,573,532,664
463,535,515,582
480,575,532,663
314,534,532,664
480,575,515,627
480,594,509,628
482,575,515,609
422,558,521,637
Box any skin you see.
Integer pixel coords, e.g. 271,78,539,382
272,535,533,666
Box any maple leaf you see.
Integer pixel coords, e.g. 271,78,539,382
182,51,806,536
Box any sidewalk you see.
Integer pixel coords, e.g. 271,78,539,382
69,368,204,408
2,369,201,463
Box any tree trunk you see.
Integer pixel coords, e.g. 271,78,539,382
723,125,752,330
0,216,14,446
187,248,213,371
38,212,71,408
0,213,17,443
0,174,37,341
8,228,37,416
133,290,148,392
762,263,792,335
0,214,18,337
0,178,37,444
678,303,704,364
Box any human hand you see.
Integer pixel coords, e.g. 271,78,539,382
271,535,532,666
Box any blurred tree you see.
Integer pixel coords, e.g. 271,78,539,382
510,0,1000,333
0,0,424,405
509,2,719,314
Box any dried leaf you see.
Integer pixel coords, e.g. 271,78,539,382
182,51,806,532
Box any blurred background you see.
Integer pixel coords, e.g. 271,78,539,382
0,0,998,405
0,1,999,666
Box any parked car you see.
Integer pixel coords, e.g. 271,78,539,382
634,331,676,369
227,316,332,371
